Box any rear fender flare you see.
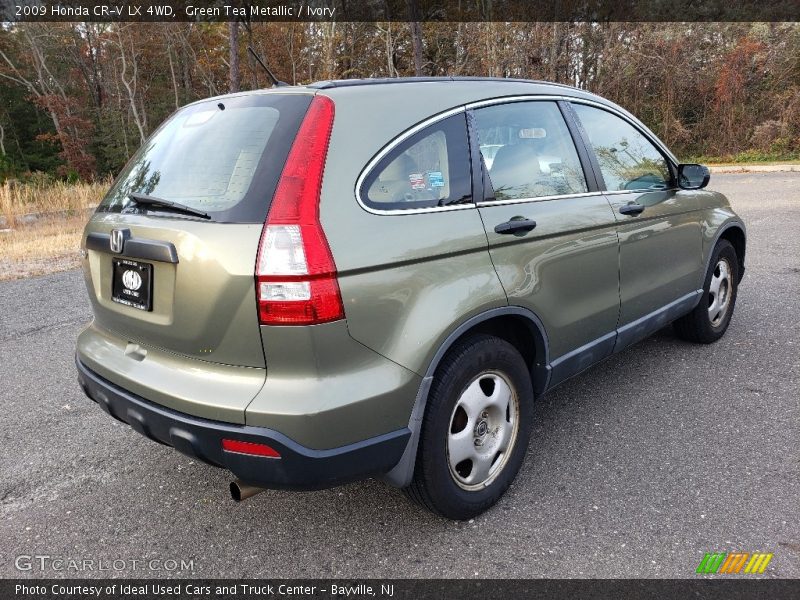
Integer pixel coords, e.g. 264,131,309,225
382,306,550,488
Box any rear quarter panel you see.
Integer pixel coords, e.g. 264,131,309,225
319,86,509,376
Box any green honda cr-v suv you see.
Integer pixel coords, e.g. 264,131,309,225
76,77,745,520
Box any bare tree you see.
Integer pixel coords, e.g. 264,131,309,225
114,25,146,143
0,23,94,175
229,21,240,93
407,1,423,76
164,25,181,109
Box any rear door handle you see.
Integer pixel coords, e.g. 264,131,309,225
619,202,645,216
494,218,537,235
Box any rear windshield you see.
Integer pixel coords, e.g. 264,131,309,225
97,93,313,223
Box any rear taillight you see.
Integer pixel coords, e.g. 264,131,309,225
256,95,344,326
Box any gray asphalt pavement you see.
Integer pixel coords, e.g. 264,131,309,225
0,173,798,578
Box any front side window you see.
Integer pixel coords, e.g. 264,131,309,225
571,103,671,192
362,113,472,210
472,101,588,201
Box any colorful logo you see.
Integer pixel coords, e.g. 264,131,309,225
696,552,773,574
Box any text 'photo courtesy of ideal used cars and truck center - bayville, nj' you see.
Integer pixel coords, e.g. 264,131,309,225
0,1,799,598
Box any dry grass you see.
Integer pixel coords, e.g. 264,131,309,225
0,179,111,281
0,178,110,226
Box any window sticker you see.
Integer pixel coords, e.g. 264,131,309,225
519,127,547,139
408,172,426,190
427,171,445,187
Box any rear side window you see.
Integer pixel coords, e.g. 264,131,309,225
97,94,313,223
571,103,671,192
361,113,472,210
472,101,588,201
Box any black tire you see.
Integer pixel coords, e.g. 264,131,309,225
404,334,533,520
674,239,739,344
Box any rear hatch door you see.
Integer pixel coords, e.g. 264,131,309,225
80,92,313,420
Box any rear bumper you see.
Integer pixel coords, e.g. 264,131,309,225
76,356,410,490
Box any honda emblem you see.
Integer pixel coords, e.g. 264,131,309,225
110,229,128,254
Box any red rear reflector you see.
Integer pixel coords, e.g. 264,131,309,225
222,439,281,458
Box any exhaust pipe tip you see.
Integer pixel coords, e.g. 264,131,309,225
230,479,265,502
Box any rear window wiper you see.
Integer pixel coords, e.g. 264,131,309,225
127,192,211,220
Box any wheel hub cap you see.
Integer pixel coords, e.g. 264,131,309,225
447,372,520,491
708,258,732,327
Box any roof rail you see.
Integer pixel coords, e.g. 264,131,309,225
307,76,580,91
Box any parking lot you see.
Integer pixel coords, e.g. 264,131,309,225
0,172,797,578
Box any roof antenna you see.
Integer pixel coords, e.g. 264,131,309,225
247,46,288,88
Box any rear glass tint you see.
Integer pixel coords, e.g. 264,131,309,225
361,113,472,210
97,94,313,223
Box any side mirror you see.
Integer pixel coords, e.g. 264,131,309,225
678,163,710,190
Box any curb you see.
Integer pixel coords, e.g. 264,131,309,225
708,164,800,174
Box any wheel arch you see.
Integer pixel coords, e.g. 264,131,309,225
717,223,746,282
382,306,550,488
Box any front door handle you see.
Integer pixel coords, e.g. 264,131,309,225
494,218,537,235
619,202,646,216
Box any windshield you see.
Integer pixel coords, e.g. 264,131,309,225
97,93,313,223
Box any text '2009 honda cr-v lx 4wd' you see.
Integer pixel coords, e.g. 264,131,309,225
76,77,745,520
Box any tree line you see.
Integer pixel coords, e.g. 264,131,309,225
1,21,798,181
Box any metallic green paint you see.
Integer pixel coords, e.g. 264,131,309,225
329,209,507,376
77,79,745,463
478,195,620,360
246,320,421,449
77,321,263,423
81,213,265,368
605,189,704,326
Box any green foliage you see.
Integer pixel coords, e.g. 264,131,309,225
18,170,57,186
92,108,138,176
0,153,17,179
0,81,63,176
689,149,800,165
